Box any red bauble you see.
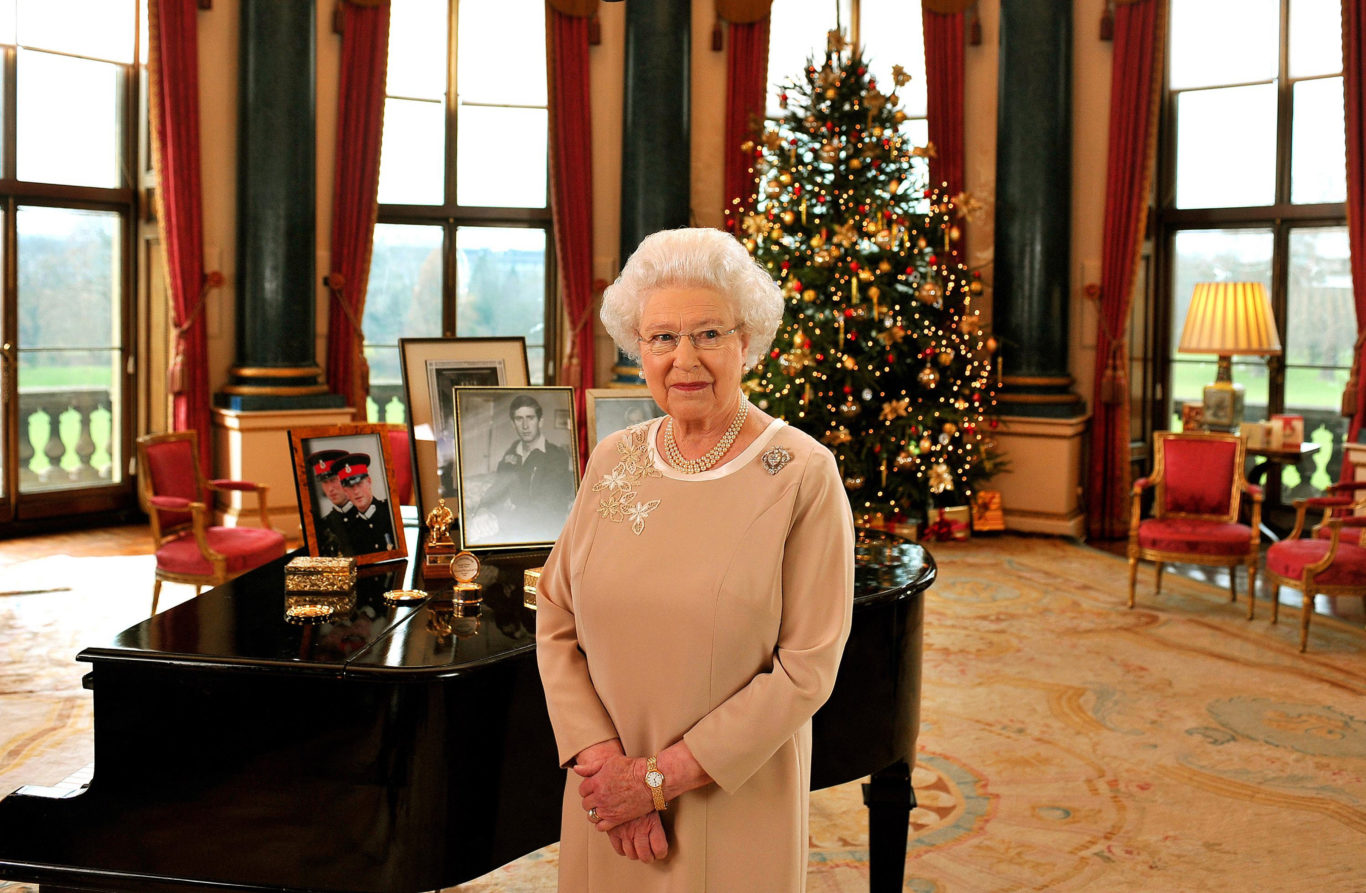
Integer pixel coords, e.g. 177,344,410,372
843,385,852,394
849,261,860,272
770,348,780,358
781,261,790,271
927,254,938,265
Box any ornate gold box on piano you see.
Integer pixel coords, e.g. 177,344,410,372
284,555,357,592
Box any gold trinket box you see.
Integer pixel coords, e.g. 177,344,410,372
450,551,483,605
523,567,543,610
285,555,357,592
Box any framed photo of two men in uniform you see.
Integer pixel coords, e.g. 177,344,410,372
454,386,579,551
288,424,408,565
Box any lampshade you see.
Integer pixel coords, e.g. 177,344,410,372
1177,282,1281,356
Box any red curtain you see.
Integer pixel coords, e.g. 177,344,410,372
1085,0,1167,539
147,0,211,474
325,0,391,415
721,18,771,230
1345,0,1366,443
922,7,965,198
547,5,596,465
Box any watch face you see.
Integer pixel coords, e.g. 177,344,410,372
645,770,664,788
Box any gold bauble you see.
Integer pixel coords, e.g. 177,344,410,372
810,232,826,250
917,365,939,388
839,399,860,418
937,350,954,366
867,285,882,301
843,474,866,490
743,238,757,252
858,268,875,283
877,260,893,273
916,237,928,249
778,171,793,186
819,143,840,164
919,436,933,453
766,180,783,198
888,179,900,194
872,126,884,138
825,87,839,100
803,288,818,302
986,336,998,353
849,157,863,170
948,225,961,242
893,110,907,123
942,422,958,436
894,450,914,469
813,249,833,267
873,229,894,249
887,93,899,105
781,210,796,225
917,281,942,305
969,280,984,296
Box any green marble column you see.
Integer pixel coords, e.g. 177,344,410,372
218,0,342,411
612,0,691,384
992,0,1083,418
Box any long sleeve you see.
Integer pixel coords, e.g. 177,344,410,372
535,439,621,768
681,446,855,793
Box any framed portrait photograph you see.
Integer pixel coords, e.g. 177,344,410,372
585,387,664,450
454,386,580,550
288,423,408,565
398,337,529,521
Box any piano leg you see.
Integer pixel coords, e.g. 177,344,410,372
862,759,914,893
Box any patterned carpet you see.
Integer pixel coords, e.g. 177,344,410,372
2,536,1365,892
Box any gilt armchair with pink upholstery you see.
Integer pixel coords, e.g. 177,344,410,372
136,431,287,615
1128,431,1262,617
1264,482,1366,651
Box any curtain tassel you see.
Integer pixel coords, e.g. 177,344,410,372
1099,2,1115,41
969,8,982,46
588,12,601,46
1344,332,1366,417
167,346,187,395
712,18,724,52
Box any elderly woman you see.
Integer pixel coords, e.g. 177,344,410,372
536,227,855,891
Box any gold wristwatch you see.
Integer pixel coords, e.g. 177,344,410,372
645,755,667,811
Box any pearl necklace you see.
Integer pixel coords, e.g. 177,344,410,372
662,396,749,474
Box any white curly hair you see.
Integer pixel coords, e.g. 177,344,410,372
600,227,784,367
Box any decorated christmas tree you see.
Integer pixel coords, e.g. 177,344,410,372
734,31,999,526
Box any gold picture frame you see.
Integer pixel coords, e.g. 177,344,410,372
585,387,664,451
287,423,408,566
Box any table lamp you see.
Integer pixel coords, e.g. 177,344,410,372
1177,281,1281,432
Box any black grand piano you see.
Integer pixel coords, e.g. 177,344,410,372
0,529,932,893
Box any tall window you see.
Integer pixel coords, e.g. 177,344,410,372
363,0,552,422
766,0,928,151
0,0,140,523
1158,0,1348,500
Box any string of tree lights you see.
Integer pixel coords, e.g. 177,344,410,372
733,30,1002,523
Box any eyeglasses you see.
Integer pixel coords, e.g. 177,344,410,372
636,326,739,356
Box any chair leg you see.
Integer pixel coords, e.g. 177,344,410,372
151,578,162,616
1228,569,1237,603
1127,557,1138,608
1246,561,1257,621
1299,585,1314,653
1154,562,1165,595
1271,585,1281,624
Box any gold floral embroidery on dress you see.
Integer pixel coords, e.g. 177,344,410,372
593,422,662,535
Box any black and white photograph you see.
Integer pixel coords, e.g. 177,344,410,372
398,337,529,519
288,424,407,565
585,387,666,450
454,386,578,550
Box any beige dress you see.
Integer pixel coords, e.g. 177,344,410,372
536,416,854,892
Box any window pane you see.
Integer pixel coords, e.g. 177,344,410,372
0,0,13,43
1285,227,1352,368
456,105,547,208
458,0,546,106
17,207,123,492
1170,227,1273,355
1169,0,1277,90
1174,84,1276,208
1289,0,1342,78
1291,77,1347,204
18,0,135,63
363,224,445,420
767,0,851,117
456,226,547,384
17,50,121,188
378,97,446,205
860,1,926,117
387,0,447,100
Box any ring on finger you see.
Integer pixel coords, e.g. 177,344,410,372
587,807,599,822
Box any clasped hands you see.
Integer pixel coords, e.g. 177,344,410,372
574,740,667,863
